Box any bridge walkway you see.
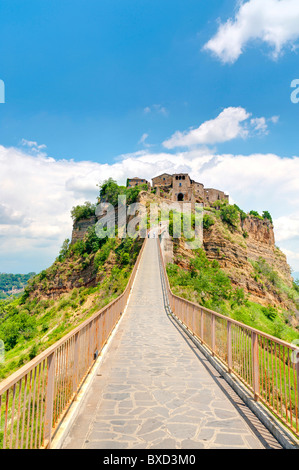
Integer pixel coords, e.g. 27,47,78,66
62,239,281,449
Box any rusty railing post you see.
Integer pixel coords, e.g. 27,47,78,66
252,332,260,401
44,352,55,448
296,351,299,417
200,309,204,343
73,332,80,392
211,314,216,355
227,321,232,373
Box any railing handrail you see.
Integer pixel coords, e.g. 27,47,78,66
157,235,299,440
0,237,146,395
157,235,298,350
169,292,298,350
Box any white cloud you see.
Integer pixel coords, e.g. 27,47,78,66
250,117,268,135
163,107,250,148
138,133,153,148
138,133,149,144
20,139,47,153
203,0,299,64
144,104,168,116
163,107,276,149
274,214,299,243
1,141,299,274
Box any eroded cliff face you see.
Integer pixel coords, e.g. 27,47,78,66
201,215,293,308
36,191,295,311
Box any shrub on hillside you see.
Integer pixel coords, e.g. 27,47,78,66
220,205,240,229
71,202,96,222
262,211,273,224
203,214,215,230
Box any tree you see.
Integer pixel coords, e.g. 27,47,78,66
220,205,239,228
203,214,215,230
71,202,95,222
262,211,273,224
249,210,263,220
57,239,70,262
99,178,122,206
233,204,247,221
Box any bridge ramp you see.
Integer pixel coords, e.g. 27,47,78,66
62,239,280,449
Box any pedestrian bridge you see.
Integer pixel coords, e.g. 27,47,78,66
0,237,298,449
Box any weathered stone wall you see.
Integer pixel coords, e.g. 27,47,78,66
71,216,97,244
204,188,229,205
152,173,172,187
172,174,192,201
152,172,229,205
192,181,205,200
127,178,150,188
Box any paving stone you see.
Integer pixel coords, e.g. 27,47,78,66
62,240,279,450
214,433,246,446
84,440,128,449
195,427,215,441
103,392,131,401
181,439,205,449
137,418,163,435
149,438,178,449
167,423,197,440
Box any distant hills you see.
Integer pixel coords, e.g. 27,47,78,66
0,272,36,299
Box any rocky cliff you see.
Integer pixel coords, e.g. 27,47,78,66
159,196,298,330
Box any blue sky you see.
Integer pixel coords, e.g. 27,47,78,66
0,0,299,278
0,0,298,160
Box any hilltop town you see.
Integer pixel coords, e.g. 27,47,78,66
127,173,229,205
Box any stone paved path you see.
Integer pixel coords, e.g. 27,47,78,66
62,239,281,449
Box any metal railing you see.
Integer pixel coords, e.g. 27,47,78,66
0,237,146,449
157,236,299,438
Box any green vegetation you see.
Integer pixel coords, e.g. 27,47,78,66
249,210,273,224
0,224,143,380
167,247,299,343
220,205,240,228
99,178,148,207
262,210,273,224
0,273,35,299
233,204,247,221
203,214,215,230
249,210,263,219
71,201,96,222
250,257,299,308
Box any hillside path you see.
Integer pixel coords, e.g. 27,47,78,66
62,239,281,449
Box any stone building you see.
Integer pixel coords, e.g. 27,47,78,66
127,177,150,189
151,173,173,187
204,188,229,205
151,172,229,205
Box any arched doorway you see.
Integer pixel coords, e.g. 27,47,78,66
177,193,184,201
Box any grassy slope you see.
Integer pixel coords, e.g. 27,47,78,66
0,235,142,380
167,244,299,344
0,180,148,381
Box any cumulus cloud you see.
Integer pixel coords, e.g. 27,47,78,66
203,0,299,64
138,133,153,148
1,139,299,273
144,104,168,116
163,107,276,149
